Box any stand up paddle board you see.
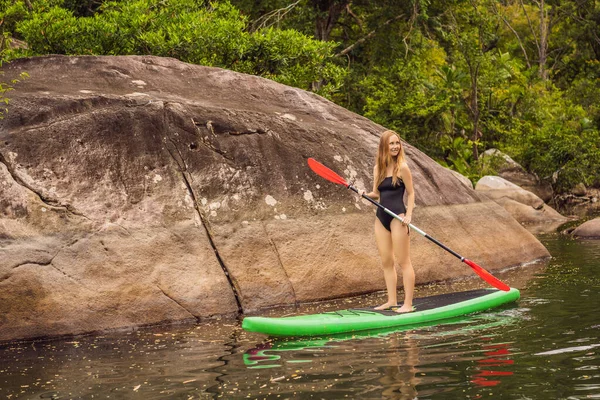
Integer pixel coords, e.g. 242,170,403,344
242,288,520,337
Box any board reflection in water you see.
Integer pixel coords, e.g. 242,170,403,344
241,310,520,398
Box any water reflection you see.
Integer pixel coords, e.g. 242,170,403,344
470,342,514,388
1,235,599,399
378,335,420,399
0,322,235,399
239,311,520,399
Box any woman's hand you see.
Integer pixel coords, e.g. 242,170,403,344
358,189,365,197
402,214,412,226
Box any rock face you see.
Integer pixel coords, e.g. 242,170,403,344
572,218,600,239
0,56,550,342
481,149,553,202
446,168,473,189
555,188,600,217
475,176,568,225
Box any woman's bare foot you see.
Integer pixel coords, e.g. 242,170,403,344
394,304,415,313
374,302,397,310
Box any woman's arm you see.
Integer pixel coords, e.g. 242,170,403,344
400,162,414,224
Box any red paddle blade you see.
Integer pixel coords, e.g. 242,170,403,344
463,259,511,291
307,158,349,187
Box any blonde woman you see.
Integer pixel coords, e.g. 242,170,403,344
361,130,416,313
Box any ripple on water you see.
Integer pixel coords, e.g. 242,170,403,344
1,235,600,399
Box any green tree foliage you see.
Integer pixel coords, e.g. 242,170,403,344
360,35,450,156
2,0,346,97
342,0,600,191
2,0,599,192
0,22,28,119
501,82,600,192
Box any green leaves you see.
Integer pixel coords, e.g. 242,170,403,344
439,135,475,177
237,27,346,96
4,0,345,96
501,84,600,192
2,0,600,193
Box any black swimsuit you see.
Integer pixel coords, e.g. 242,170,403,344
376,176,407,232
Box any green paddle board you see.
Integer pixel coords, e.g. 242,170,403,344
242,288,520,337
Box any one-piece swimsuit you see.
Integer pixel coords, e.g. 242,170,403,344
376,176,407,232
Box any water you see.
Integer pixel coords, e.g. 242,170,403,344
1,234,599,399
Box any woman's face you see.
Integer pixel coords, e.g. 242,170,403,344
388,134,401,157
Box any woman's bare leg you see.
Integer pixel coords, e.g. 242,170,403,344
374,218,398,310
391,217,415,313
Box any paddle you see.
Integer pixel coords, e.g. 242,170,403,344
307,158,511,292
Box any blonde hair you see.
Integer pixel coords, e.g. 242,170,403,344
375,130,406,187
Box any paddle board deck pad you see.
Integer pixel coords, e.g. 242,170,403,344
242,288,520,337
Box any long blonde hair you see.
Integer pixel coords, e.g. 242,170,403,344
375,130,406,187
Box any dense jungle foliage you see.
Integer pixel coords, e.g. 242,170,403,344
1,0,599,193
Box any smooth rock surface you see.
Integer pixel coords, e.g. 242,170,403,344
476,176,544,209
0,55,550,342
572,218,600,239
446,168,473,189
481,148,553,201
476,175,567,225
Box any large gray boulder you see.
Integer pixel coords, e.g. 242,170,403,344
445,168,473,189
0,55,550,342
481,148,553,201
476,175,545,209
476,175,567,225
572,218,600,239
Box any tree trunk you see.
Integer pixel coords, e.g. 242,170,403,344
470,69,480,161
311,0,349,41
539,0,549,80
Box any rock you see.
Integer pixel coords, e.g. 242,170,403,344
481,149,553,202
0,55,550,342
481,149,525,174
475,176,568,225
446,168,473,189
572,218,600,239
572,183,587,197
554,188,600,217
493,198,567,224
476,176,545,209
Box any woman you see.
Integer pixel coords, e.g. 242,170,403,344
361,130,415,313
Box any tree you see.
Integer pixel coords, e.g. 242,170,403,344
5,0,347,98
0,33,28,119
3,0,600,192
434,1,501,161
310,0,349,41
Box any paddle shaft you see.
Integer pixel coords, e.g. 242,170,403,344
307,157,509,291
348,185,466,262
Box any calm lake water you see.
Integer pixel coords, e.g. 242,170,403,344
1,234,599,399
